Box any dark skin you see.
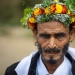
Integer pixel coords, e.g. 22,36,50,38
33,21,75,74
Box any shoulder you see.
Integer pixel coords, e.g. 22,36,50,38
5,62,19,75
68,47,75,60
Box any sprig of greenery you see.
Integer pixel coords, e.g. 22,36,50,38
23,0,29,7
36,14,71,26
42,0,53,7
64,0,75,11
20,7,33,28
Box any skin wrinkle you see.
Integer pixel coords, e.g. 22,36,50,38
37,22,70,50
33,21,75,74
38,42,69,64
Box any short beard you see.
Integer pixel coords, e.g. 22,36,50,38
38,42,69,64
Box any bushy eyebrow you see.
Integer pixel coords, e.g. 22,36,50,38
39,32,66,37
39,33,50,37
39,32,66,35
55,32,66,35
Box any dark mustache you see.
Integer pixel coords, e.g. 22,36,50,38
44,47,60,53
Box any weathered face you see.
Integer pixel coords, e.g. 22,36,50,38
34,21,75,64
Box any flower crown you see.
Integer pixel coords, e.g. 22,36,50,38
20,0,75,30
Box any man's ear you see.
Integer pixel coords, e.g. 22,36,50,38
32,30,37,41
70,29,75,42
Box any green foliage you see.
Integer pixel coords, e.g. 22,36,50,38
64,0,75,12
42,0,53,7
22,0,29,7
0,0,23,26
20,7,33,28
36,15,51,23
23,1,27,6
20,0,75,29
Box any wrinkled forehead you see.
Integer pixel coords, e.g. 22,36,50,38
37,21,69,33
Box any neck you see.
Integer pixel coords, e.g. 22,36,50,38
42,57,64,74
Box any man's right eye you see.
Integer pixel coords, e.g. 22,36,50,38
39,34,50,39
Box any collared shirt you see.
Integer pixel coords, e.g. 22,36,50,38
15,47,75,75
36,55,72,75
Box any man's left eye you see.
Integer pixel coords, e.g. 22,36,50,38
55,33,66,39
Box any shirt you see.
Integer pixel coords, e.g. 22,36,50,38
36,55,72,75
15,47,75,75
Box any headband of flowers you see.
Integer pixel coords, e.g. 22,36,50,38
20,0,75,30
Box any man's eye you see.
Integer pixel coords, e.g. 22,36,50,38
55,33,66,39
39,34,50,39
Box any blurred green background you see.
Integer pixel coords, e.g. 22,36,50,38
0,0,43,26
0,0,64,26
0,0,42,75
0,0,75,75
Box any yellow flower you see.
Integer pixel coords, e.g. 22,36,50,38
33,8,44,16
67,10,70,14
55,4,63,13
33,8,40,16
44,7,50,15
71,17,75,23
28,17,36,23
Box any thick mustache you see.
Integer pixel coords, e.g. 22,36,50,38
44,47,60,53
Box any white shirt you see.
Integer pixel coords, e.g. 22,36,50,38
15,47,75,75
36,55,72,75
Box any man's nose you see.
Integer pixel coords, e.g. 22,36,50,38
48,37,56,49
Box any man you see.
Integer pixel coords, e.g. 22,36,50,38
5,0,75,75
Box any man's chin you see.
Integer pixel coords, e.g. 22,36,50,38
41,53,64,64
38,42,69,64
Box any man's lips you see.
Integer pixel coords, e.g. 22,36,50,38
44,48,60,53
45,52,56,54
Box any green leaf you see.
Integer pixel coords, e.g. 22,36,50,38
20,7,33,28
63,0,75,11
42,0,53,7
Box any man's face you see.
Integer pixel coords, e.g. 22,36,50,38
36,21,72,64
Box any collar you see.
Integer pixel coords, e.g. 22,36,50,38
15,47,75,75
68,47,75,60
36,56,72,75
15,50,38,75
36,55,49,75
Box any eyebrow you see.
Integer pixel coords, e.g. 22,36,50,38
39,32,66,35
55,32,66,35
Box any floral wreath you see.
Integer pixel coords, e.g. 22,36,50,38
20,0,75,30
